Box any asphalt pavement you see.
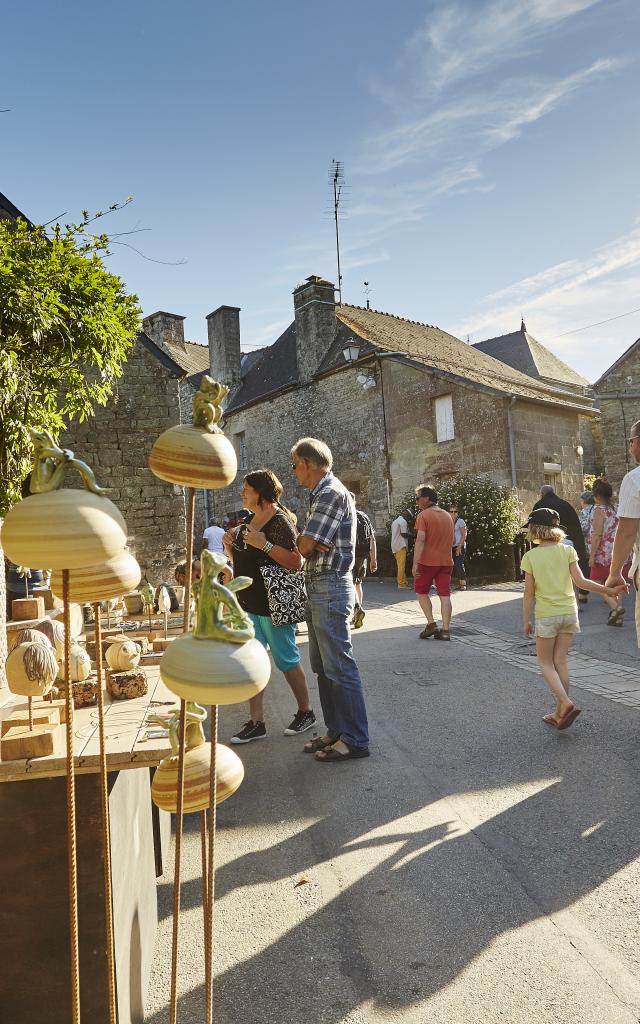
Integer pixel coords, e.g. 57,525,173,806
145,579,640,1024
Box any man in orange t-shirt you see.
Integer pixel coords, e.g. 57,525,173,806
412,485,455,640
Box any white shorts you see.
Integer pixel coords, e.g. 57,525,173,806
535,614,580,638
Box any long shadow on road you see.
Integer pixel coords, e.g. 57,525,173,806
147,617,640,1022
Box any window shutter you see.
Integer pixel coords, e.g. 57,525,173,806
435,395,454,442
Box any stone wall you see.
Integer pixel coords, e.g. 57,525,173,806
510,401,585,508
594,344,640,490
212,361,389,529
381,361,512,507
62,341,187,583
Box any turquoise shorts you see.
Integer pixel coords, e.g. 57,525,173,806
248,612,301,673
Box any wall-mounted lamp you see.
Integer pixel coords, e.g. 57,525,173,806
342,339,362,363
575,444,584,457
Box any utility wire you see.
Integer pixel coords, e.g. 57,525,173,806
549,305,640,340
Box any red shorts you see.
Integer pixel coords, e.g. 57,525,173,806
590,560,632,584
414,564,452,597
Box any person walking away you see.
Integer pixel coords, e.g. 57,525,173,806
352,503,377,629
449,504,468,591
201,517,225,556
521,507,626,730
579,490,595,541
412,485,455,641
588,479,626,626
533,483,589,604
390,510,411,589
606,421,640,644
223,469,315,743
292,437,370,763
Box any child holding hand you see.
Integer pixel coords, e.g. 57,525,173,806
521,507,627,730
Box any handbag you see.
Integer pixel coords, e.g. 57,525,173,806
259,564,307,626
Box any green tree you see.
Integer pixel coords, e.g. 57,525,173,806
0,205,141,683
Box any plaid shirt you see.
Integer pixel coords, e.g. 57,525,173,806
301,472,356,575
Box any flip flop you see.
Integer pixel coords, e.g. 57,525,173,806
556,706,582,731
315,745,370,763
542,714,559,728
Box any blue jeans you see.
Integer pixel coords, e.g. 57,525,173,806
305,570,369,749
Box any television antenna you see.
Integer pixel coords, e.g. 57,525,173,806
364,281,371,309
329,159,346,305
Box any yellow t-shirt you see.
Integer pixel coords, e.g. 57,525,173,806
520,543,578,619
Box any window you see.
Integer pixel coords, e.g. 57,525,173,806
235,431,248,470
434,395,454,442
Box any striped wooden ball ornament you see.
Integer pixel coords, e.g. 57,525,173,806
151,742,244,813
149,425,237,489
2,489,127,570
51,551,141,604
160,634,270,705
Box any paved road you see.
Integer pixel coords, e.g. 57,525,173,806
145,581,640,1023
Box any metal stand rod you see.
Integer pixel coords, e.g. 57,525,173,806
200,809,208,925
28,695,33,731
169,487,196,1023
169,701,187,1024
94,602,117,1024
205,707,218,1024
63,570,81,1024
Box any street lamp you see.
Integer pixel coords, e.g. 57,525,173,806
342,339,362,363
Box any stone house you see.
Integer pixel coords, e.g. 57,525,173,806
473,320,602,476
62,322,210,582
202,276,596,530
592,337,640,489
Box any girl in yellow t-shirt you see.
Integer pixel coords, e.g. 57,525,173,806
521,507,627,730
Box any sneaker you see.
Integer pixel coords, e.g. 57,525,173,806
284,709,317,735
353,607,366,629
230,720,267,744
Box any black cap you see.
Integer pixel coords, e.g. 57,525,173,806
523,507,561,529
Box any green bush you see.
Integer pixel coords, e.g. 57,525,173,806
389,477,524,562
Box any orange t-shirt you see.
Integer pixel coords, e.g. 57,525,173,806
415,506,455,566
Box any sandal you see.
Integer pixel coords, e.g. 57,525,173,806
607,605,625,626
303,734,336,753
435,629,450,641
315,744,370,763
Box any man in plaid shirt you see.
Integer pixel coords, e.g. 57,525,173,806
293,437,370,762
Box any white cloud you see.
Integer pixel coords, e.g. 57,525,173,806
410,0,601,91
454,222,640,380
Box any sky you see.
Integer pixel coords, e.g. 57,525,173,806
2,0,639,382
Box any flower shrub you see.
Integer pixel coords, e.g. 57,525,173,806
389,477,524,563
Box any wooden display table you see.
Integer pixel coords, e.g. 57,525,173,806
0,670,176,1024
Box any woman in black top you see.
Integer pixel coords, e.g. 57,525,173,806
223,468,315,744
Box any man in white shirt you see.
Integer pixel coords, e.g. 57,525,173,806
606,421,640,643
202,519,225,556
390,509,411,589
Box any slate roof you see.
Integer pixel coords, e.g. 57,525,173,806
473,322,590,389
226,304,594,415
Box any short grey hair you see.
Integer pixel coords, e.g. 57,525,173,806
291,437,333,470
540,484,554,495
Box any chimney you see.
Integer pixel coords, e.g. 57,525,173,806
293,275,336,382
142,311,186,353
206,305,241,387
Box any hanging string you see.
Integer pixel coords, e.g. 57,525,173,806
94,603,117,1024
63,570,81,1023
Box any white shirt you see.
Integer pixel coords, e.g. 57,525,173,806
390,515,408,554
202,525,225,554
616,464,640,576
453,516,467,547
